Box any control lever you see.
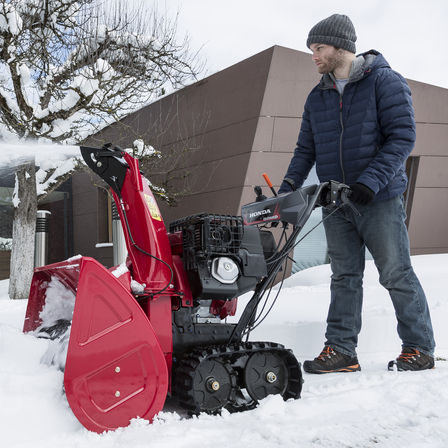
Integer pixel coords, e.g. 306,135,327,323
329,180,361,216
262,173,277,197
254,186,267,202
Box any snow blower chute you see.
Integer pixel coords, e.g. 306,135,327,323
23,144,354,432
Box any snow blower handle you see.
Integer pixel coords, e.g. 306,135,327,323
262,173,277,197
325,181,361,216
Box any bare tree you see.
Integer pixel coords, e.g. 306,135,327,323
0,0,201,141
0,0,203,298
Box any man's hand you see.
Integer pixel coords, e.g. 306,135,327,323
278,177,296,194
349,183,375,205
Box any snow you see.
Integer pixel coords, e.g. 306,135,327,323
0,237,12,250
35,157,77,197
0,254,447,447
0,3,22,35
132,139,160,158
95,243,113,248
0,141,81,199
37,276,76,328
35,277,76,370
111,263,129,278
0,142,80,170
11,172,19,207
131,279,146,294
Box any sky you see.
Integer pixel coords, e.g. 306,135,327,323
156,0,448,90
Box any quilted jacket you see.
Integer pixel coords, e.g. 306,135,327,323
279,50,416,201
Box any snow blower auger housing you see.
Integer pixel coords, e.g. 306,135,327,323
23,144,354,432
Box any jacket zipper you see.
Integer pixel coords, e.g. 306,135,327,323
339,93,346,184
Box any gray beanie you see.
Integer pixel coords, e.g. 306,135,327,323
307,14,357,53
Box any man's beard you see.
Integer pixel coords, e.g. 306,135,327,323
318,51,344,74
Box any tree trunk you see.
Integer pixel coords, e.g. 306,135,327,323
9,162,37,300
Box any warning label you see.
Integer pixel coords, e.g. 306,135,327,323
144,194,162,221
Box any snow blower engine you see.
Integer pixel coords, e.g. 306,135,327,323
23,144,354,432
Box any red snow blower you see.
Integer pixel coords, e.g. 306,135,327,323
23,144,353,432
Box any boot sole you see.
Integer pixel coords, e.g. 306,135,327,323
388,360,435,371
304,364,361,374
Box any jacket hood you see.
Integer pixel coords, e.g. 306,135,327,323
319,50,390,89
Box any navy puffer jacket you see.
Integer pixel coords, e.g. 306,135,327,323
279,51,416,201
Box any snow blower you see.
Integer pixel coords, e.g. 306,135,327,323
23,144,354,432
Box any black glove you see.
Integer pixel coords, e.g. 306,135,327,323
349,183,375,205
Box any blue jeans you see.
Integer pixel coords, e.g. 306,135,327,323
322,195,435,357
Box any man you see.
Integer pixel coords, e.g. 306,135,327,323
279,14,435,373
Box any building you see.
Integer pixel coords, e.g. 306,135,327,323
1,45,447,279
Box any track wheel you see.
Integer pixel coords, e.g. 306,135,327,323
244,351,288,401
191,359,234,413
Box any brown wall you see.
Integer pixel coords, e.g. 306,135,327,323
80,45,448,260
406,81,448,254
85,47,277,225
72,172,113,267
240,46,320,210
0,251,10,280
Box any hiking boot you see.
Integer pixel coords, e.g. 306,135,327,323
303,346,361,374
388,347,435,371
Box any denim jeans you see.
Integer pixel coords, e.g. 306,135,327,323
322,195,435,357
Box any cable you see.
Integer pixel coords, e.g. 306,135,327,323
231,202,345,343
246,241,291,334
264,226,288,265
246,257,289,335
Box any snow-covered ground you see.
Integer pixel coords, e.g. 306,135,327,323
1,254,447,447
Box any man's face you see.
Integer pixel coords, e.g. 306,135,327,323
309,43,344,74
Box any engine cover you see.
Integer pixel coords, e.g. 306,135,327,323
169,214,267,300
211,257,239,284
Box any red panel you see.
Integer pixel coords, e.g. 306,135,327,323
210,298,238,319
64,257,168,433
111,153,174,294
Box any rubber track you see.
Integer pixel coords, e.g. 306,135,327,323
173,341,303,414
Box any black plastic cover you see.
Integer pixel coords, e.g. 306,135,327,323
80,145,128,195
241,184,321,226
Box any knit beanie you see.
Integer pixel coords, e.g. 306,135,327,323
307,14,357,53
